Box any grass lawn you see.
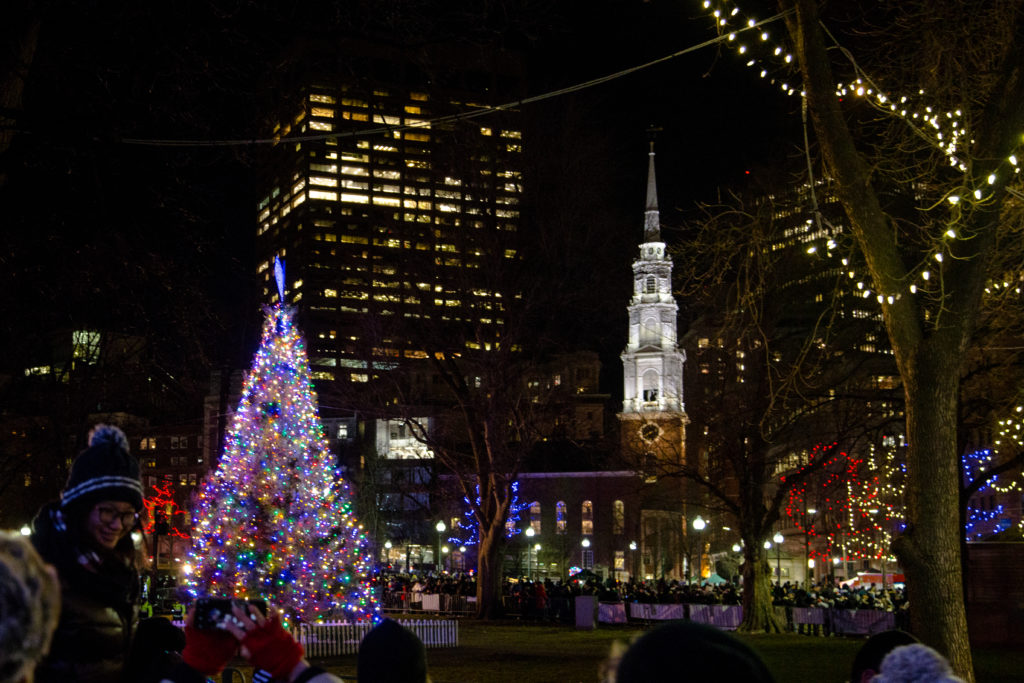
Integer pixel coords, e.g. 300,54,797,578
248,620,1024,683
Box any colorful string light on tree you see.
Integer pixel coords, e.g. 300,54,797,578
184,283,380,624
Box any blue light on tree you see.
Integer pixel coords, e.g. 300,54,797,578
450,480,533,546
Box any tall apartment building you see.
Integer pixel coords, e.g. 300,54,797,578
255,40,527,386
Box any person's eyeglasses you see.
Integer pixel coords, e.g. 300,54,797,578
96,506,139,528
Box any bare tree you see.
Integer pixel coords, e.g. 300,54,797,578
779,1,1024,676
667,192,902,632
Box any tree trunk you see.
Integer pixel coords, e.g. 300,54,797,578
893,349,973,676
474,520,506,619
738,544,782,633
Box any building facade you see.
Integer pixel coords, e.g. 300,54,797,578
254,40,526,385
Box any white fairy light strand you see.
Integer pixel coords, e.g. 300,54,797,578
696,0,1024,306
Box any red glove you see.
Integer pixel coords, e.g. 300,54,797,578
242,616,305,679
182,622,238,675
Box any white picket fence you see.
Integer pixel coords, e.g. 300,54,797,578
296,619,458,658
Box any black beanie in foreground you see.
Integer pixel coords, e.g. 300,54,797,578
616,621,776,683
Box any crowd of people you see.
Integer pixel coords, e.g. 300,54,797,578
0,423,964,682
375,571,909,626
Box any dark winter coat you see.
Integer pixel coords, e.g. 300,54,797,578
31,502,140,683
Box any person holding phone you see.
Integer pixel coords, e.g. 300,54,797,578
30,424,145,683
161,602,342,683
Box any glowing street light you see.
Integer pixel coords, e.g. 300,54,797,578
773,532,784,584
692,516,706,582
435,521,446,573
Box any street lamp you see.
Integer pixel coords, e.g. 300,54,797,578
692,516,706,582
525,527,535,578
435,521,446,574
773,532,784,585
383,539,392,563
533,543,541,580
629,540,637,580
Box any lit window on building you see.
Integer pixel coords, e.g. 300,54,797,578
614,551,625,570
72,330,101,364
530,502,541,534
556,501,567,534
613,500,624,535
581,500,593,535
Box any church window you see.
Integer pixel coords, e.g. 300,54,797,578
642,371,659,402
641,316,659,346
645,276,657,294
556,501,567,534
581,500,594,535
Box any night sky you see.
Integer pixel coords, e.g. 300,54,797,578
0,0,797,407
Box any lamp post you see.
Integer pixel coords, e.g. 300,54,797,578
692,516,706,583
629,540,638,580
534,543,542,580
525,527,535,579
435,520,446,574
805,507,816,589
773,532,784,585
383,539,392,564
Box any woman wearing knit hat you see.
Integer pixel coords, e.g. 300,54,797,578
29,424,145,683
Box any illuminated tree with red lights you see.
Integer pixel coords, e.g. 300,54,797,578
785,442,906,575
143,478,190,539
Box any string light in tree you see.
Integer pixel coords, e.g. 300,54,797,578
143,478,191,540
783,442,905,564
695,0,1024,305
450,480,532,546
184,258,380,624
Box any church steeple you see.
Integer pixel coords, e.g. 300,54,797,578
644,142,660,243
620,145,686,415
617,142,689,583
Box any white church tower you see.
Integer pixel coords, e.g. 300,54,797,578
620,144,686,424
618,143,689,582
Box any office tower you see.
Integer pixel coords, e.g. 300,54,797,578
255,40,526,386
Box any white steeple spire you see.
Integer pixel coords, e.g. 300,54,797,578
644,142,660,243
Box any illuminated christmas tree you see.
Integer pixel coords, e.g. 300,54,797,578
185,260,380,623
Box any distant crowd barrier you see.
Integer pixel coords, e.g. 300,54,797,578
378,591,898,636
383,591,477,615
296,619,458,657
621,603,895,634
